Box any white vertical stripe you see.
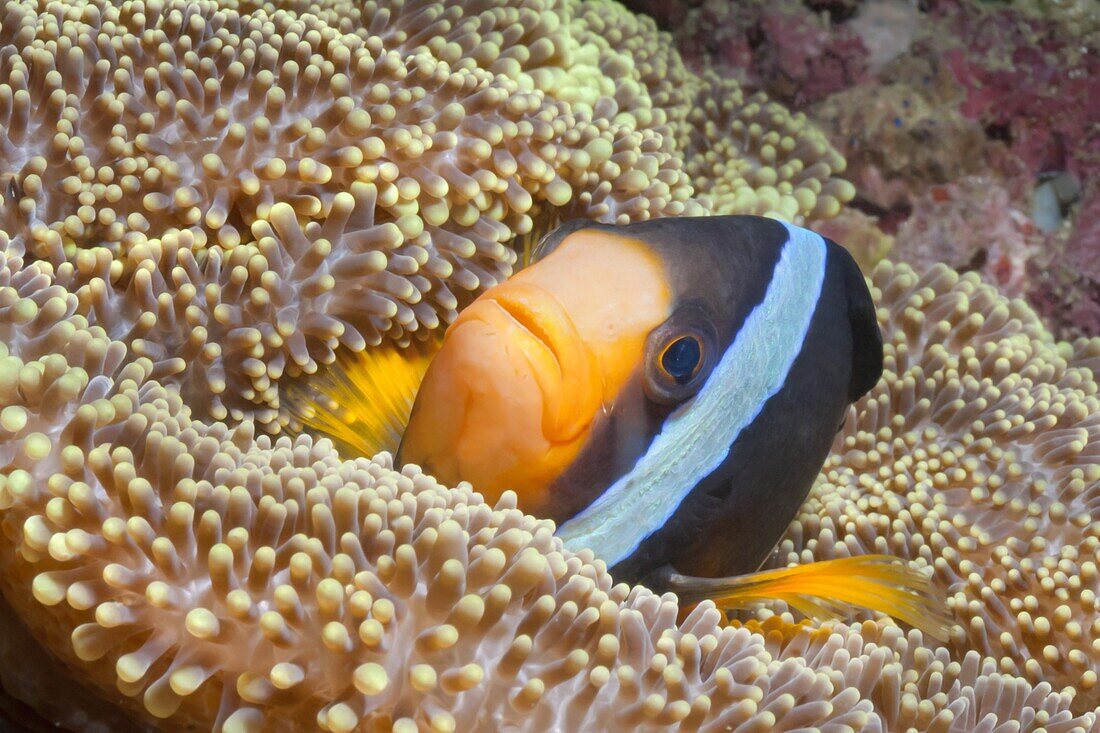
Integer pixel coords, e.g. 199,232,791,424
556,222,828,565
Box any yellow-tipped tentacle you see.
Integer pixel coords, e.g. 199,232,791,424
285,338,440,458
669,555,953,641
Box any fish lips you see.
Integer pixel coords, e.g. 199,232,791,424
475,281,602,444
397,281,601,512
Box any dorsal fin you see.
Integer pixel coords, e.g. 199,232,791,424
285,338,440,458
523,216,592,267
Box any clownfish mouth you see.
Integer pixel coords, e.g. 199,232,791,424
396,279,603,511
477,283,602,444
488,286,558,354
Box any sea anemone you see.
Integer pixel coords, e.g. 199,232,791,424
1,244,1097,731
0,0,1097,731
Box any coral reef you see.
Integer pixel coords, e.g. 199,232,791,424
892,176,1041,297
1029,181,1100,340
908,0,1100,338
677,0,875,109
940,0,1099,180
656,0,1100,339
810,70,1024,215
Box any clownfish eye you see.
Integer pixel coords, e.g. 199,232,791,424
643,303,717,406
660,335,703,384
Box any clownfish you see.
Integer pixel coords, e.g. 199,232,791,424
293,216,951,639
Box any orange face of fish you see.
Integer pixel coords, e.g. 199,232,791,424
397,230,673,514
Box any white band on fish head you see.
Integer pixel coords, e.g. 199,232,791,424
556,222,828,566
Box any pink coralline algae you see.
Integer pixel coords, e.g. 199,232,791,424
894,176,1041,298
810,75,1022,214
671,0,873,108
1030,181,1100,340
750,8,872,107
936,2,1100,338
941,3,1100,180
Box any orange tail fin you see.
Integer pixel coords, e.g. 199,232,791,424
668,555,953,641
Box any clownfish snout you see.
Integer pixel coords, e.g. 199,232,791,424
395,280,600,512
481,282,603,444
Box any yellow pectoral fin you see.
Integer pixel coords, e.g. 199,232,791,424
285,337,441,459
668,555,954,641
